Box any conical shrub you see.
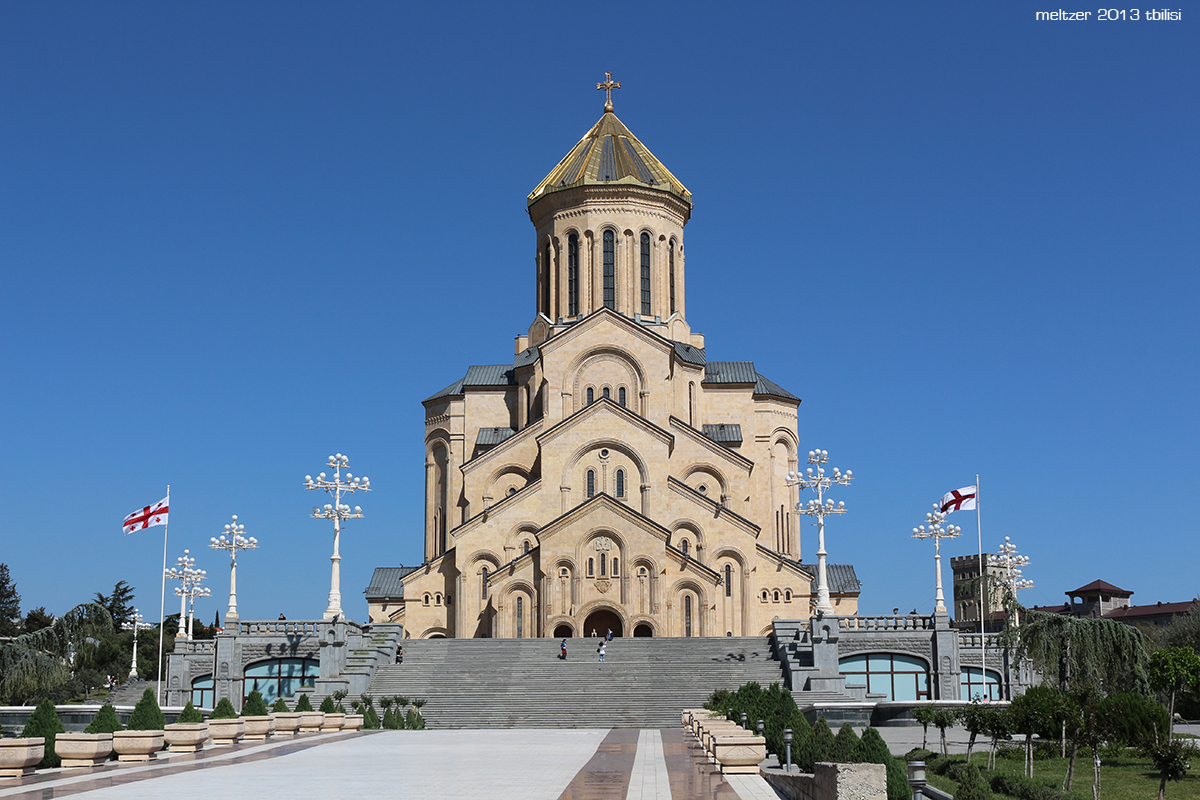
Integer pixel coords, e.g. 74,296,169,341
85,703,124,734
128,687,165,730
210,697,238,720
241,690,269,717
21,698,65,768
271,697,289,713
831,723,860,762
177,701,203,724
294,694,314,712
319,696,336,714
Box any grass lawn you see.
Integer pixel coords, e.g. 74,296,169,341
920,746,1200,800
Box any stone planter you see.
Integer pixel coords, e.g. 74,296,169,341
207,718,245,747
297,711,324,734
0,737,45,778
56,732,113,768
242,716,274,740
164,723,209,753
712,734,767,775
271,712,302,736
112,730,165,762
342,714,364,731
319,712,345,732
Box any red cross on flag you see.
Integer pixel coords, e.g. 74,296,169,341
939,485,977,514
122,496,169,534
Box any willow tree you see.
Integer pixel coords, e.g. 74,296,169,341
0,602,113,705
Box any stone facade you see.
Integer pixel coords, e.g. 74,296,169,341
369,102,860,639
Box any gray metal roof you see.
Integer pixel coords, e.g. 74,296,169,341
703,361,758,384
673,341,706,366
424,377,465,403
463,365,517,387
701,423,743,445
364,566,418,598
754,372,800,402
513,346,540,369
476,427,517,447
794,563,861,595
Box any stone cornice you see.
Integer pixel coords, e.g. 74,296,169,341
668,416,755,472
666,477,760,536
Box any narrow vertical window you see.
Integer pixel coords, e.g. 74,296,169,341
618,387,626,407
615,469,625,498
586,469,595,497
600,553,607,576
523,540,530,555
684,595,693,637
612,558,619,575
516,596,524,638
567,233,579,316
481,567,489,599
602,387,610,399
688,382,695,426
681,540,689,556
640,233,651,315
588,558,595,577
543,242,552,316
587,387,594,405
603,230,615,309
725,564,732,597
669,239,676,315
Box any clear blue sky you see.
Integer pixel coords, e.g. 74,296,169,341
2,2,1196,624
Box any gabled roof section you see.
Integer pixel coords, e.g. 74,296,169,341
364,566,418,598
754,372,800,403
528,111,692,207
476,427,517,448
513,346,540,369
1067,580,1133,597
424,377,465,403
665,543,721,583
538,306,676,362
539,395,673,448
537,492,672,544
668,418,754,471
464,365,517,387
702,423,743,446
703,361,757,385
794,563,861,595
667,477,759,536
674,341,706,366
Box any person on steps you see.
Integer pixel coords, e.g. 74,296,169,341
395,645,404,665
598,641,606,662
560,639,567,660
606,628,613,642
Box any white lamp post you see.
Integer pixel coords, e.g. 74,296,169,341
786,449,853,616
989,536,1033,625
210,515,259,624
187,582,211,640
304,453,370,621
120,609,153,679
911,506,962,614
165,550,207,640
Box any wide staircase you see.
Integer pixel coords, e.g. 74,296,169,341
367,636,785,728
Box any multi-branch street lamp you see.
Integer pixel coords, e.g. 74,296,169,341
165,550,208,641
911,506,962,614
786,449,853,616
304,453,370,621
210,515,259,624
120,608,153,679
989,536,1033,624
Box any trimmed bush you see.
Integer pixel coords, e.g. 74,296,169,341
210,697,238,720
271,697,289,713
128,687,166,730
21,698,65,768
294,694,314,712
795,716,835,771
363,704,381,729
177,701,203,724
405,709,424,729
1102,692,1170,747
989,773,1074,800
85,703,124,734
831,723,860,762
381,707,398,729
241,690,269,717
704,681,809,761
955,763,993,800
319,696,337,714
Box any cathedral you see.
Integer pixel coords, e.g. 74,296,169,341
366,78,860,639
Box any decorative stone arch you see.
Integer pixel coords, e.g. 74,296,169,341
420,626,450,639
561,439,651,513
426,432,453,559
503,580,537,639
670,579,707,637
565,347,646,414
504,522,540,557
669,519,705,558
488,463,531,500
628,614,656,637
550,617,577,638
469,549,503,569
577,599,628,638
578,528,626,578
679,463,729,500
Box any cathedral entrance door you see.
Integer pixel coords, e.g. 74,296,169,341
583,608,623,638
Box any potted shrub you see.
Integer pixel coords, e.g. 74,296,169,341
164,701,209,753
271,697,301,736
113,688,166,762
207,698,245,746
241,690,274,740
318,696,345,732
19,699,64,771
57,703,119,768
0,737,44,778
295,693,323,734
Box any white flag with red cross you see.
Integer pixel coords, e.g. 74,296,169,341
122,496,169,534
939,485,977,514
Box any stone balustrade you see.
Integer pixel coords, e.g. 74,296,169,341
682,709,767,774
836,615,934,632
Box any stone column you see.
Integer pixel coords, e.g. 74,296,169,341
640,483,651,517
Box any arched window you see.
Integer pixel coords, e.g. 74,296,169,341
615,469,625,498
688,382,695,426
423,594,430,606
840,654,931,701
190,675,214,709
435,593,443,606
567,233,579,316
506,486,517,496
680,539,689,556
588,557,595,577
586,387,594,405
586,469,596,497
640,232,651,315
725,564,732,597
603,230,615,309
684,595,693,637
516,596,524,639
612,558,619,575
785,589,792,602
773,591,779,602
960,667,1003,702
481,568,489,599
600,552,607,576
602,387,610,399
242,658,319,706
542,242,551,315
523,540,531,555
669,239,676,315
761,590,769,602
618,387,626,407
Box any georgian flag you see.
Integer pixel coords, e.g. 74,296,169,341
939,485,977,514
122,496,169,534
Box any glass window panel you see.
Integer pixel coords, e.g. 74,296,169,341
840,655,868,672
868,653,893,671
894,655,925,673
867,673,890,696
894,675,918,702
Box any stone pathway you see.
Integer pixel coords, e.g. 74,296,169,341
0,729,784,800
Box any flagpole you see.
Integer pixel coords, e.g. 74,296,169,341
156,485,169,705
976,473,986,698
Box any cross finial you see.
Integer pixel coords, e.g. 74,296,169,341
597,72,621,113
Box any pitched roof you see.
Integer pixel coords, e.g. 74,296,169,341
1067,579,1133,597
702,423,743,445
528,110,692,207
364,566,418,599
476,427,517,448
703,361,758,384
513,346,540,369
673,341,706,366
754,372,800,403
424,377,465,403
1103,600,1198,620
793,562,862,595
463,364,516,387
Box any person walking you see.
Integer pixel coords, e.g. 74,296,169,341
560,639,567,660
395,645,404,665
598,641,606,662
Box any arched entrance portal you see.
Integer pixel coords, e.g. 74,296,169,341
583,608,623,638
633,623,653,638
553,623,575,638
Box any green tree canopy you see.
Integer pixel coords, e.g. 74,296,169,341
0,601,113,705
1014,610,1149,695
1148,647,1200,736
21,698,65,768
128,687,165,730
23,607,54,634
0,563,22,637
93,581,136,629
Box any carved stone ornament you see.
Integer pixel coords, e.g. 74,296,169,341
593,536,612,552
595,579,611,593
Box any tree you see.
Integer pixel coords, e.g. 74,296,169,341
0,602,113,705
211,697,238,719
959,700,992,763
242,690,269,717
1010,688,1058,778
0,563,21,637
271,697,289,713
912,706,936,751
178,701,203,724
931,708,959,756
1148,647,1200,737
1014,610,1149,695
831,723,860,762
85,703,123,734
1142,735,1198,800
955,762,993,800
982,705,1012,771
21,698,65,768
93,581,135,629
23,607,54,634
128,687,165,730
294,693,314,712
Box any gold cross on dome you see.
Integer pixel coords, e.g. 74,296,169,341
597,72,621,112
